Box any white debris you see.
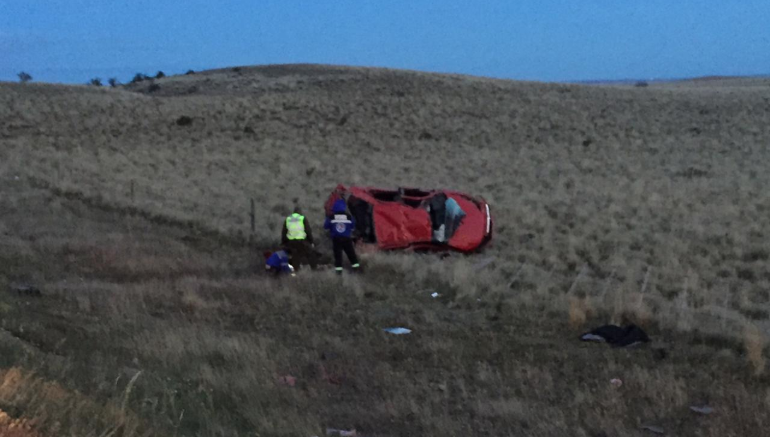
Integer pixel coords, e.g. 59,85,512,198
642,425,664,434
383,327,411,335
690,405,714,415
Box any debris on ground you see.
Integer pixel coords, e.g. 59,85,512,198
610,378,623,388
321,351,338,361
431,292,440,298
383,327,412,335
326,428,357,436
690,405,714,415
276,375,297,387
319,363,343,385
9,284,41,297
641,425,665,434
580,324,650,348
176,115,193,126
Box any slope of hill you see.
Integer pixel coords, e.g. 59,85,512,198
2,64,770,436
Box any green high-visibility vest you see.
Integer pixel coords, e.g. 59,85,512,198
286,214,307,240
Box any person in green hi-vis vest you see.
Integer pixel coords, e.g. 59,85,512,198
281,206,317,269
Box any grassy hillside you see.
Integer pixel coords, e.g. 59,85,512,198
1,64,770,436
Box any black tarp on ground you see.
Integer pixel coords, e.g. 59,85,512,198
580,324,651,348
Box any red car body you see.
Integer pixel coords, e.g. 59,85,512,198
325,185,493,253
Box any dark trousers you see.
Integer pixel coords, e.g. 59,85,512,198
285,240,317,269
332,237,359,269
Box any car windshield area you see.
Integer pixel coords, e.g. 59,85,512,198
401,188,431,198
427,194,466,243
371,190,400,202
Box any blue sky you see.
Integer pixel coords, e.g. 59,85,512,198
2,0,769,84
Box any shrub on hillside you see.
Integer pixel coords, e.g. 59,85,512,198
108,78,119,88
155,71,166,79
131,73,150,84
17,72,32,83
635,81,649,88
89,78,102,87
185,69,195,75
148,83,161,93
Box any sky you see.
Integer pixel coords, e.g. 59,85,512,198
1,0,769,84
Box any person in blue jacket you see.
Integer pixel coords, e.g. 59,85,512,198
324,199,360,274
264,249,295,276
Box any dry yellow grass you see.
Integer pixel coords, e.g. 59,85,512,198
744,323,767,376
1,64,770,436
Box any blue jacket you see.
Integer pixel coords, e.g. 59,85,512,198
265,250,292,272
324,199,356,238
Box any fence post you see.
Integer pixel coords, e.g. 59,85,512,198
250,198,255,234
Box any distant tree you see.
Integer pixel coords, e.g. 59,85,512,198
635,81,649,88
18,72,32,83
131,73,149,84
185,69,195,75
89,78,103,86
108,78,119,88
155,71,165,79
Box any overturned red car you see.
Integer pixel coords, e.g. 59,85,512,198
325,185,493,253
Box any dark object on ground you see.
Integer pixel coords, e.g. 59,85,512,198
325,184,492,253
321,351,339,361
10,284,41,296
148,83,161,93
176,116,193,126
580,324,650,348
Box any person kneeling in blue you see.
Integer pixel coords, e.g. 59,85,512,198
264,249,295,277
324,199,360,274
